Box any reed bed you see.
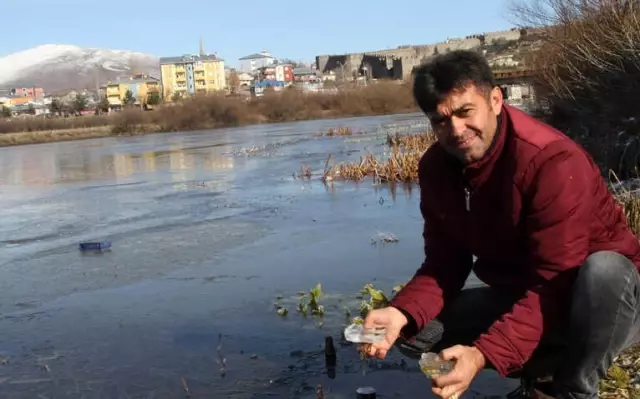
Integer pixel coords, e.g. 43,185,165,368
325,127,356,136
322,133,640,237
615,193,640,238
322,132,436,184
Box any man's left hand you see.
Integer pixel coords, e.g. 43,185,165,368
431,345,486,399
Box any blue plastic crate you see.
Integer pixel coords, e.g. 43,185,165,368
78,241,112,251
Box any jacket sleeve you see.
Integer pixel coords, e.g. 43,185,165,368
473,144,592,377
390,179,474,337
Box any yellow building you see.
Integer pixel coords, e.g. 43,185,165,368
160,54,226,101
106,74,162,107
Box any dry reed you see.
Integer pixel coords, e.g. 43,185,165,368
325,127,356,136
322,130,640,236
609,170,640,237
323,132,436,184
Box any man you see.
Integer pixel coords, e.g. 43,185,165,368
361,50,640,399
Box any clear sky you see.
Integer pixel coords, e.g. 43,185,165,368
4,0,516,68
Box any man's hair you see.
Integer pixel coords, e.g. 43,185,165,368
412,50,496,115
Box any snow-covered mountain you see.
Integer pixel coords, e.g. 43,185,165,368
0,44,160,93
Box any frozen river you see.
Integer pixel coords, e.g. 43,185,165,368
0,113,516,398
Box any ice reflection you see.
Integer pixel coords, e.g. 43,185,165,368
0,144,236,186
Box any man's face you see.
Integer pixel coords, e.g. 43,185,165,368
427,84,503,164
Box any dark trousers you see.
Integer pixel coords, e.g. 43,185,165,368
394,251,640,399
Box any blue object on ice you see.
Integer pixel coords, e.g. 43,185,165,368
78,241,112,251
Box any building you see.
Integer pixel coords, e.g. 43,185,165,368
275,64,294,82
55,90,80,106
237,72,254,87
251,80,286,97
159,53,225,100
8,87,45,101
258,65,276,81
238,50,277,74
4,96,31,107
293,67,319,82
106,74,161,107
10,103,49,116
256,64,294,83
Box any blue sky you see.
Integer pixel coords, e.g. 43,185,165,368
4,0,516,68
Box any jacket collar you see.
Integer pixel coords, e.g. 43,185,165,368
460,105,510,190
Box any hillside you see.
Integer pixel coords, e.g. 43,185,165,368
0,44,160,93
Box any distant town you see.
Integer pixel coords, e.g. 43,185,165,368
0,28,539,118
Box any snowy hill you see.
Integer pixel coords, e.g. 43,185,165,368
0,44,160,93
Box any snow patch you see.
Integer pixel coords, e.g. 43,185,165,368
0,44,159,86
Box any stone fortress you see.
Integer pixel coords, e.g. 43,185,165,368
315,28,536,81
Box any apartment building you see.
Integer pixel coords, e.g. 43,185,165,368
9,87,45,101
159,54,225,100
106,74,161,107
238,50,277,74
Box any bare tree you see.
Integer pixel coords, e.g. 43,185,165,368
508,0,640,175
229,71,240,94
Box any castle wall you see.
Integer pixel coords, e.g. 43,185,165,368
484,29,522,44
315,28,524,81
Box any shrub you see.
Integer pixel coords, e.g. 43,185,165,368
510,0,640,177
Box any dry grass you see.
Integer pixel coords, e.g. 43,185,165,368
610,171,640,240
322,132,436,184
0,81,418,146
509,0,640,177
325,127,357,136
0,126,112,146
600,344,640,399
0,114,112,135
0,124,162,147
615,192,640,237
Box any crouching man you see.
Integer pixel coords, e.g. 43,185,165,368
361,50,640,399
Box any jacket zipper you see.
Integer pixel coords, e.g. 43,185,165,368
465,186,474,260
464,187,471,211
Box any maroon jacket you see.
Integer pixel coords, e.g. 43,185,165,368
390,104,640,377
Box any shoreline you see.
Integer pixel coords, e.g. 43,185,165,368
0,82,420,148
0,110,421,148
0,125,128,147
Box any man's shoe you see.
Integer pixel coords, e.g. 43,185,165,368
506,378,557,399
506,377,535,398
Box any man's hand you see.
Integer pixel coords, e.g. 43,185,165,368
431,345,486,399
359,306,408,359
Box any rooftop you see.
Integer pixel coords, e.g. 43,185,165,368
107,75,160,85
239,50,275,60
293,67,316,75
160,54,224,64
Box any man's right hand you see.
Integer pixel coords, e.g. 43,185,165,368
360,306,409,359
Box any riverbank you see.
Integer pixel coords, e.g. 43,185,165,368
0,125,166,146
0,81,418,147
